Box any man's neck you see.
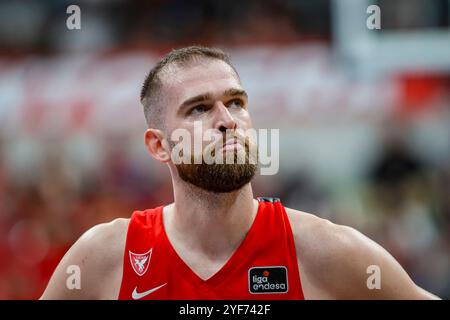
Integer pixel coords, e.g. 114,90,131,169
163,181,258,260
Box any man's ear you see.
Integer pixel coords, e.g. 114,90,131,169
144,129,171,163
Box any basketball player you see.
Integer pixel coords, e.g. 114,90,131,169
41,46,439,300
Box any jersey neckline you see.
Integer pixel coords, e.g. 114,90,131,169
157,200,264,287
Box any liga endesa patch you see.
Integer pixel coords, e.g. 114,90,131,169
248,266,288,294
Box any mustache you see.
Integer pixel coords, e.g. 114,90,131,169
167,129,259,165
205,131,257,157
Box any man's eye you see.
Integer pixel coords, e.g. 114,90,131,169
228,99,244,109
189,105,206,115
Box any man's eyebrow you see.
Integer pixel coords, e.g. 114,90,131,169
179,94,212,109
179,88,248,110
223,88,248,99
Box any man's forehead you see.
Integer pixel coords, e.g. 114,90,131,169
159,59,241,104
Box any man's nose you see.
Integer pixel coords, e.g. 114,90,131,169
213,101,237,133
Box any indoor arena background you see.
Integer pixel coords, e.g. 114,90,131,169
0,0,449,299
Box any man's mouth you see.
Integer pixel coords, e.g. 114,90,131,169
221,138,244,152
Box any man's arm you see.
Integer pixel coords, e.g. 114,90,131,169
323,223,440,299
287,208,440,299
40,218,128,300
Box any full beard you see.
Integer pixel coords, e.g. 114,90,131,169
171,137,258,193
176,161,258,193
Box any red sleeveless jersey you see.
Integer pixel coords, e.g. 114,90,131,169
117,197,304,300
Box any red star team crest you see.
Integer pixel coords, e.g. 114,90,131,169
129,249,152,276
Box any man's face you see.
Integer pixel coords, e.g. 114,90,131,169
158,58,258,192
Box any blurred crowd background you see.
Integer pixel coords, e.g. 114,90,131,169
0,0,449,299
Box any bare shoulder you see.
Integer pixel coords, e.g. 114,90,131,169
40,218,129,300
285,207,366,261
284,207,362,285
284,207,439,299
77,218,129,261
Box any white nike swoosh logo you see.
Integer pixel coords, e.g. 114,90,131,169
132,283,167,300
